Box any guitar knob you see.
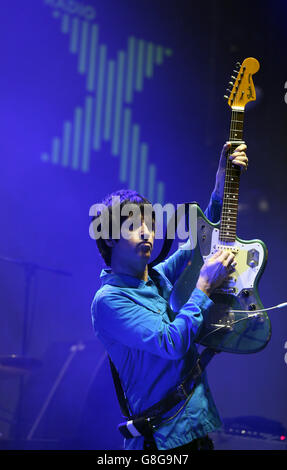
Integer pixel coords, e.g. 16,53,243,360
242,289,250,297
248,303,257,311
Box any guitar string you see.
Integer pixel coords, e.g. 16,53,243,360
221,110,245,246
220,109,242,244
200,94,250,342
200,103,266,343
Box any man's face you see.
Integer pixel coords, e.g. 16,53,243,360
112,208,155,266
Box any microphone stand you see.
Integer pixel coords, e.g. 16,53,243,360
0,255,72,442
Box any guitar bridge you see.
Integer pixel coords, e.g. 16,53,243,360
214,287,237,294
216,244,240,254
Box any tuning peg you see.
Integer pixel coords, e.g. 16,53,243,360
235,61,241,68
231,75,236,80
224,95,229,99
229,81,234,86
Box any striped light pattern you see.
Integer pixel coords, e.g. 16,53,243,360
41,10,173,204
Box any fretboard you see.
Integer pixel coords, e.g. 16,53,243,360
219,109,244,242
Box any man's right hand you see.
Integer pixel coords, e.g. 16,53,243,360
196,250,236,297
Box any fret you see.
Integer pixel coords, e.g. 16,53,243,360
222,211,237,215
224,189,239,194
220,237,237,242
230,127,243,132
221,225,237,230
226,167,241,173
230,130,243,135
220,229,237,233
221,222,237,226
221,234,237,239
220,233,236,238
225,169,241,175
222,204,239,207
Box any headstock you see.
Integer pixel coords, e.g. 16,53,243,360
224,58,260,110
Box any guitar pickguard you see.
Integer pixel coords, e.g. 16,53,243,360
195,215,271,353
198,218,265,296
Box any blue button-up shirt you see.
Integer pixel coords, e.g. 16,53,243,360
91,195,222,450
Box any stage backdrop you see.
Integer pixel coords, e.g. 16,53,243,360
0,0,286,448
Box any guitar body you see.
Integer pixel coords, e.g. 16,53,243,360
170,205,271,353
170,57,271,354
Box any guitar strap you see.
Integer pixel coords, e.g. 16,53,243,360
109,347,218,440
108,356,131,419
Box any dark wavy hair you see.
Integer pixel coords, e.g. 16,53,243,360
92,189,152,266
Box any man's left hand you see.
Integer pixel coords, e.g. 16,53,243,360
213,142,248,201
218,141,248,173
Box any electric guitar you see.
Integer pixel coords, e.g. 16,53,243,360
169,58,271,354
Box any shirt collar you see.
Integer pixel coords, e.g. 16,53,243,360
100,268,154,288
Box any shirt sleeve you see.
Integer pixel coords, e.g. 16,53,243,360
154,241,191,286
92,287,213,361
204,191,222,223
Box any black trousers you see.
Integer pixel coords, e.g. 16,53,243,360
143,435,214,451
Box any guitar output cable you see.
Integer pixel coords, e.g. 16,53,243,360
230,301,287,315
200,302,287,341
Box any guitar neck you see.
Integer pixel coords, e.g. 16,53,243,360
219,109,244,243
